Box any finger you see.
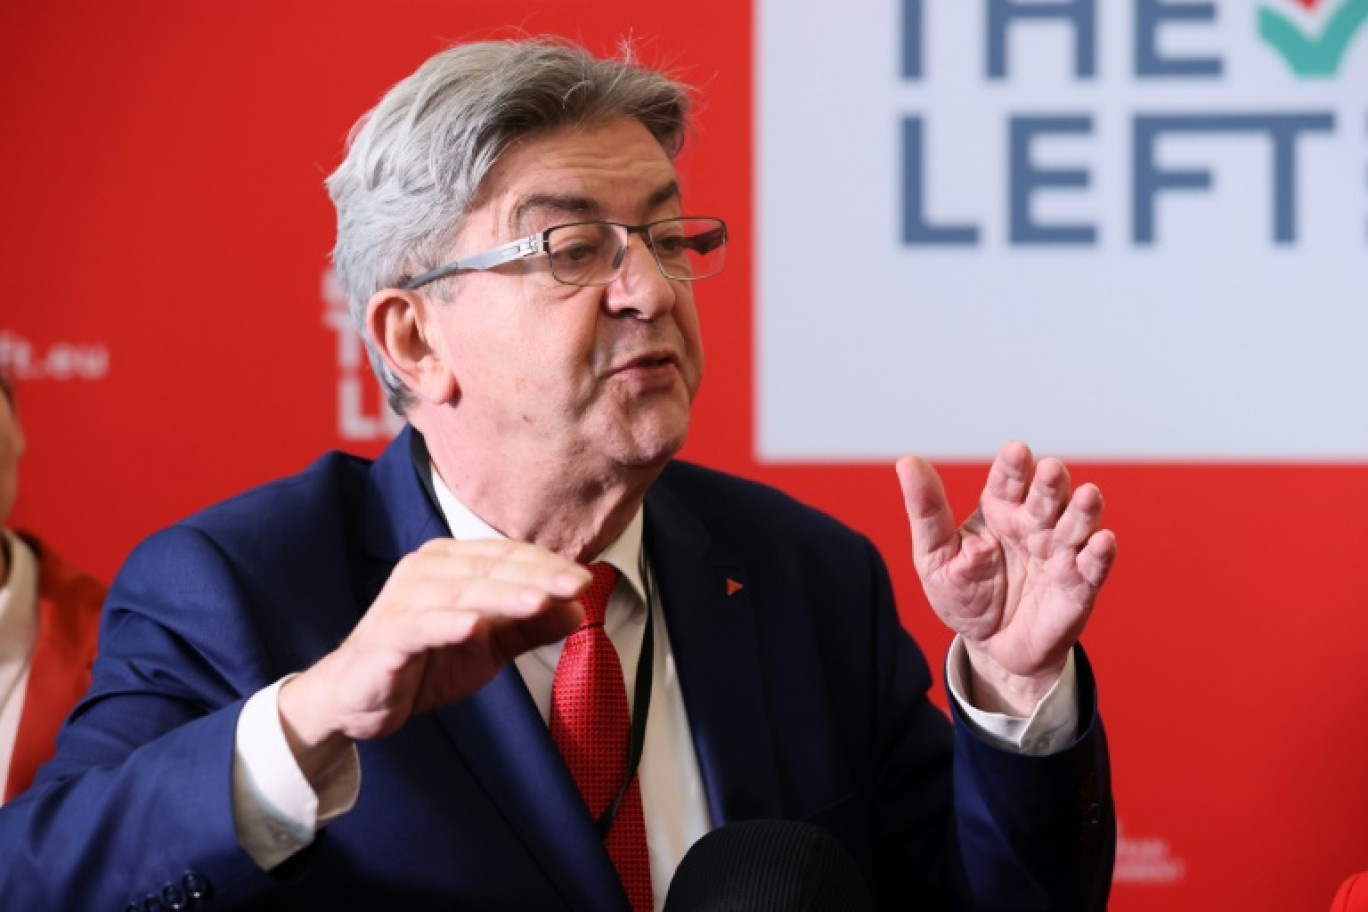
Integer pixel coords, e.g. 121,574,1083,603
1052,482,1103,550
1021,457,1072,528
417,536,590,576
409,572,588,619
453,575,591,616
395,596,583,654
410,539,591,598
1076,529,1118,589
496,601,586,655
982,440,1034,507
405,604,484,650
367,566,579,642
896,456,959,567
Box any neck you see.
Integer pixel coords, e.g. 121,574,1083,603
419,427,662,562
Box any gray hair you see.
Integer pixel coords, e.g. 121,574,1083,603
326,38,692,414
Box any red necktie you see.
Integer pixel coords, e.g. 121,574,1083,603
549,562,653,910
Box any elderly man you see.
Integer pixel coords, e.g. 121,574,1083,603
0,39,1116,910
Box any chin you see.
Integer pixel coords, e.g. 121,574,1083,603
625,431,688,471
616,411,690,470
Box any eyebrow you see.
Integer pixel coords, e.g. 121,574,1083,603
510,180,682,232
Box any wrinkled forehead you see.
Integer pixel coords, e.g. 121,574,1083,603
474,119,684,238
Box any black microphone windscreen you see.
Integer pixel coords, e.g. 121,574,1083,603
663,819,875,912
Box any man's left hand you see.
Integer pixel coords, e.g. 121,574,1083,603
897,441,1117,716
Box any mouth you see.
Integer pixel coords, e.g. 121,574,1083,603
617,350,680,373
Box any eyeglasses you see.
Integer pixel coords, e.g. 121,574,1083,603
401,216,727,290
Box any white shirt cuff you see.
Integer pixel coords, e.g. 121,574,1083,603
945,637,1079,755
232,675,361,870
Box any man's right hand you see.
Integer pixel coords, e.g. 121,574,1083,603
277,538,590,786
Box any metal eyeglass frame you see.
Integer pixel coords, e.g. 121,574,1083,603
400,216,727,291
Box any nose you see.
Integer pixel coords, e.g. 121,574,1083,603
602,233,677,319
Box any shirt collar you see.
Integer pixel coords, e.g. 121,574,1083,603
427,464,648,606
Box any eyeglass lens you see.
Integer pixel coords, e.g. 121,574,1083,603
545,218,726,286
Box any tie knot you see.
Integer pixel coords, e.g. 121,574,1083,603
579,561,619,626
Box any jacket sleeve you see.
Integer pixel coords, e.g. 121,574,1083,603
862,537,1116,911
0,525,291,911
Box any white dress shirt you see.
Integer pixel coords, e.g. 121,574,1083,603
231,466,1079,909
0,530,40,804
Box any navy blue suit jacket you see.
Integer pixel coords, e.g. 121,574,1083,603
0,428,1113,910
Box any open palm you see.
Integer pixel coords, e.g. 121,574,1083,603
898,442,1116,704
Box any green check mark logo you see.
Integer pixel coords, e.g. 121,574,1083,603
1260,0,1368,76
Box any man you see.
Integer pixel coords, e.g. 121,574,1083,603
0,39,1116,910
0,374,105,805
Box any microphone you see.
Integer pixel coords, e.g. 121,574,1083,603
663,820,875,911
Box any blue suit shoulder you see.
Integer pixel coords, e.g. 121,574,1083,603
175,449,372,544
105,450,377,681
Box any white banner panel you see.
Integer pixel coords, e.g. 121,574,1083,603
757,0,1368,461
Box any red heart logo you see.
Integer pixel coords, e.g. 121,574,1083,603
1294,0,1321,8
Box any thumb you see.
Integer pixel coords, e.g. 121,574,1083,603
895,456,958,568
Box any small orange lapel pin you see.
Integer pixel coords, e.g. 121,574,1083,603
726,578,744,596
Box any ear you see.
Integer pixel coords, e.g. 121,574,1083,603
365,288,459,405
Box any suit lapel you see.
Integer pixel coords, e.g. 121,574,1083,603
362,428,626,912
645,477,783,826
439,671,627,911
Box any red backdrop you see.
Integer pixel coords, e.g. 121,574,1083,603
2,2,1366,908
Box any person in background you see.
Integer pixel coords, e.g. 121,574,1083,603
0,39,1116,910
1334,872,1368,911
0,373,105,805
